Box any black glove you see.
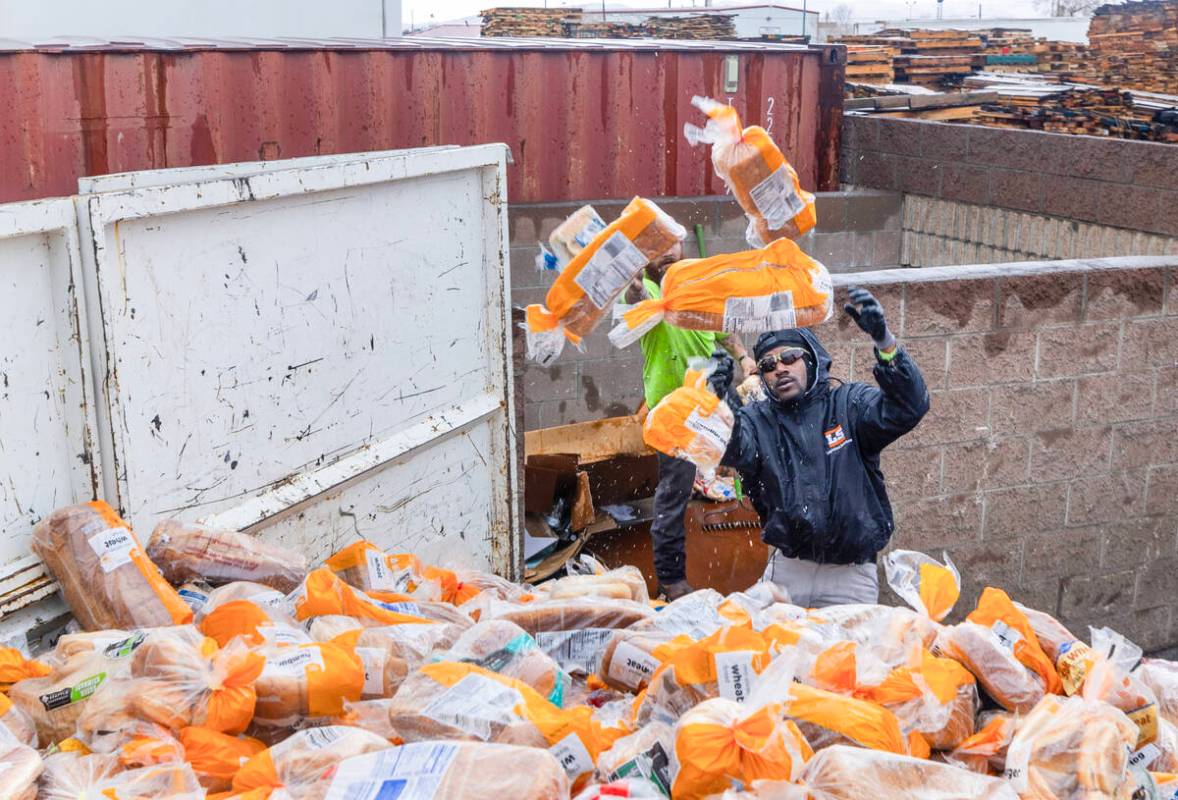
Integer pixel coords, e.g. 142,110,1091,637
843,286,895,349
707,349,735,398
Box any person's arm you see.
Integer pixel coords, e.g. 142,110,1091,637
843,287,931,453
718,334,758,381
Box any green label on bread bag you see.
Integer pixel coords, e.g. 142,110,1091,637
39,671,106,710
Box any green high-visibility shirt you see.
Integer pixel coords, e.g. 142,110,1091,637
635,277,726,409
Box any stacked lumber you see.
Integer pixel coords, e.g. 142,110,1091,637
979,28,1038,52
1081,0,1178,93
893,53,976,88
567,21,648,39
907,28,984,55
645,13,736,39
480,6,583,37
1033,40,1088,75
845,45,897,84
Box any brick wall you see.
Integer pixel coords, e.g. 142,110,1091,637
840,256,1178,650
840,116,1178,241
511,191,903,429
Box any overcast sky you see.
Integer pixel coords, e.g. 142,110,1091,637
402,0,1049,29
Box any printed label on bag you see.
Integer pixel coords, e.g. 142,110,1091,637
103,632,147,659
1129,703,1160,748
259,624,312,647
609,741,672,796
607,641,660,689
356,646,388,695
1130,742,1162,771
272,726,350,760
684,408,731,455
722,291,797,334
262,647,324,679
749,165,806,229
1127,743,1160,800
421,673,523,741
574,231,647,309
365,549,397,591
535,628,614,675
373,600,422,617
715,650,757,703
1004,734,1033,793
248,590,287,611
1056,640,1093,696
39,672,106,711
177,587,209,613
990,619,1023,652
87,526,136,573
549,732,595,778
654,594,723,639
324,742,459,800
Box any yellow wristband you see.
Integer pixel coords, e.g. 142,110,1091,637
877,345,898,363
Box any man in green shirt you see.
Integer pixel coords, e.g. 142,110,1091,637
623,249,756,600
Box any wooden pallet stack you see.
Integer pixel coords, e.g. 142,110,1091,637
955,79,1178,141
1082,0,1178,93
1033,40,1088,75
480,7,584,37
845,45,897,84
567,21,648,39
645,14,736,39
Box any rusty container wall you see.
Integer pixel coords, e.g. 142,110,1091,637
0,41,843,204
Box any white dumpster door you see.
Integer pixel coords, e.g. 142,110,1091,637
0,199,100,616
77,145,519,576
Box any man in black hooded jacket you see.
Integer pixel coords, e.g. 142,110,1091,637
713,287,930,607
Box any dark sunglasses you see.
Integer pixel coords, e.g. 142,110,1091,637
757,349,806,373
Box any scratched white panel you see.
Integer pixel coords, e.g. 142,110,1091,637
0,199,99,599
233,423,501,569
80,146,517,575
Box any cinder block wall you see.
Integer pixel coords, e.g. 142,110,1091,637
510,192,903,429
840,116,1178,266
842,256,1178,649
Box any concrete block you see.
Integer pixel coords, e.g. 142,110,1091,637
942,436,1031,493
1098,182,1164,236
1041,176,1104,225
1085,267,1165,321
1029,426,1112,483
523,360,579,403
996,273,1083,329
873,230,903,267
1136,558,1178,611
984,482,1069,539
905,279,995,336
1060,568,1139,617
988,168,1044,214
1100,515,1178,570
881,445,944,500
1155,368,1178,416
1121,317,1178,369
903,388,991,447
1075,372,1155,426
1066,470,1147,526
948,330,1037,387
1025,526,1104,579
1035,321,1121,378
892,493,983,550
846,190,902,231
1111,417,1178,470
945,538,1025,594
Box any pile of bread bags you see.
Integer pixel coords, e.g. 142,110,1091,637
3,499,1178,800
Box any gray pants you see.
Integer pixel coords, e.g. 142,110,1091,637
650,453,696,583
762,549,879,608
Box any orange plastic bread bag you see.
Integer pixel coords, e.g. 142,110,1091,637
609,237,833,348
882,549,961,623
524,197,686,365
0,647,49,691
684,96,817,247
290,567,442,627
643,369,734,474
672,697,812,800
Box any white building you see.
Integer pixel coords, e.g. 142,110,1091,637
0,0,403,40
850,16,1091,43
410,3,821,40
600,4,821,39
